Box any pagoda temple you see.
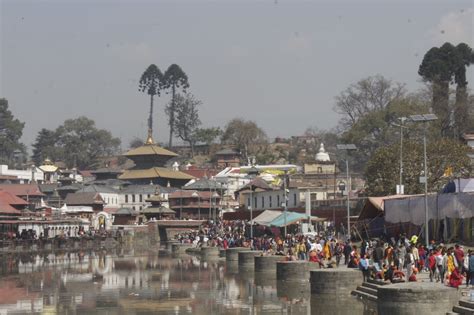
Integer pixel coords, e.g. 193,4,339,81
118,135,194,187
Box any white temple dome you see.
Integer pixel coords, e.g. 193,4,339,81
315,143,330,162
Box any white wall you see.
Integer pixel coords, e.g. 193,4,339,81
242,188,301,211
0,165,43,183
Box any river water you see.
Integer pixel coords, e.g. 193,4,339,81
0,246,376,314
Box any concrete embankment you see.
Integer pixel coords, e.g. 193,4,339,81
0,237,120,254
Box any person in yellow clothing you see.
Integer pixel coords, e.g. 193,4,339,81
296,239,307,261
323,241,331,260
446,247,458,282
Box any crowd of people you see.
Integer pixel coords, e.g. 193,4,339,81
343,235,474,288
175,221,474,289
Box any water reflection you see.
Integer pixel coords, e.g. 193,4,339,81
0,246,375,314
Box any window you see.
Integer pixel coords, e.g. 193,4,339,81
317,167,323,173
269,195,272,208
139,195,143,202
254,197,257,209
277,195,280,207
147,194,151,198
132,195,136,203
125,195,129,203
247,198,250,206
261,196,264,208
293,193,297,206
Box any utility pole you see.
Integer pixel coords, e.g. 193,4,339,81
393,117,407,194
283,171,288,237
409,114,437,248
337,144,357,241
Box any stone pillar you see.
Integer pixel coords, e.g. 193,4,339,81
377,283,460,315
171,243,193,254
254,255,286,273
166,240,179,251
310,269,362,297
225,247,247,262
276,261,320,282
238,251,263,268
200,246,219,258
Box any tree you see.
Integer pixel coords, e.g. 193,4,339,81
0,98,26,167
32,117,121,169
221,118,267,162
333,75,406,130
194,127,222,146
162,64,189,148
139,64,163,143
452,43,474,138
418,44,454,132
32,128,61,165
172,93,201,157
365,139,471,196
129,137,145,149
340,95,430,172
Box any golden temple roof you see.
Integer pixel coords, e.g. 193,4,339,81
118,167,194,180
123,144,178,157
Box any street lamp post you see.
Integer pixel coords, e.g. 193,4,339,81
337,144,357,240
283,170,288,237
409,114,437,248
392,117,407,194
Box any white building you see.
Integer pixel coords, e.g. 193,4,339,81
76,185,121,209
118,185,176,211
0,165,43,183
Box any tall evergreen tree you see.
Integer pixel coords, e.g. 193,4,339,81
418,43,456,137
163,64,189,148
32,128,58,165
452,43,474,138
139,64,163,144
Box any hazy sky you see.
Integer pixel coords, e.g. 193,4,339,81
1,0,473,150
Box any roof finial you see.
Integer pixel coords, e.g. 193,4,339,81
145,128,154,145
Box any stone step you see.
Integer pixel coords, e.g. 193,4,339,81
453,305,474,315
459,300,474,310
367,278,389,286
356,285,377,296
351,289,377,302
362,281,383,291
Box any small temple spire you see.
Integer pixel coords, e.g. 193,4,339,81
145,128,154,145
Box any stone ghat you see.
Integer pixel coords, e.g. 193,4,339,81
377,282,460,315
218,248,467,315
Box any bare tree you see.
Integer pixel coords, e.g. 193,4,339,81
171,93,201,157
334,75,406,130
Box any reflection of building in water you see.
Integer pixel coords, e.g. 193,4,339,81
17,253,90,274
0,280,43,315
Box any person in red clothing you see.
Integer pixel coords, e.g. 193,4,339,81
428,249,437,282
223,238,229,249
409,267,418,282
454,244,465,273
449,268,463,288
418,245,426,271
